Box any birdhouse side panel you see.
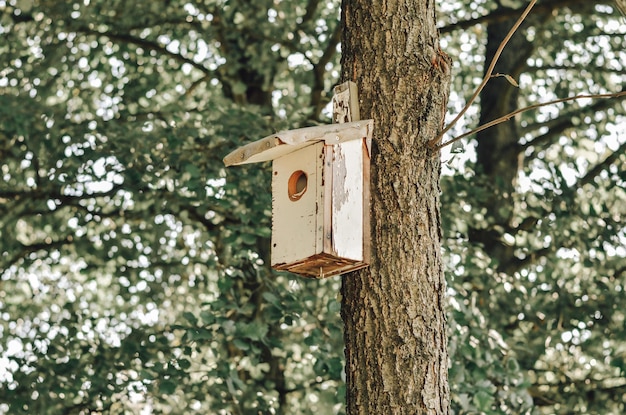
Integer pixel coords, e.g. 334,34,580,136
330,139,365,261
271,142,325,266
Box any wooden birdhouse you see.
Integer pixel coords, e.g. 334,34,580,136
223,82,372,278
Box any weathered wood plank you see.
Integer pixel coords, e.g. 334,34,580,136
271,142,324,265
223,120,373,166
330,81,372,269
333,81,361,123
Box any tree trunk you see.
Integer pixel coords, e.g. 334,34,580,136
473,15,535,272
340,1,451,413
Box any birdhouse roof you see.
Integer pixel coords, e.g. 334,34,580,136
223,119,373,166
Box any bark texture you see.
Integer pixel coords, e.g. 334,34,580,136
340,1,451,413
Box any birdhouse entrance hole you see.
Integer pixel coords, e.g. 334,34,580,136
288,170,308,201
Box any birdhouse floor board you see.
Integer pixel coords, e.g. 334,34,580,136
273,252,368,279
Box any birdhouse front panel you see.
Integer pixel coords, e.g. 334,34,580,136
271,142,325,266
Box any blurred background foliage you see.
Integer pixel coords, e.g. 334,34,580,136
0,0,624,413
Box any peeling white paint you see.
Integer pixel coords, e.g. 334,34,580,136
331,139,363,261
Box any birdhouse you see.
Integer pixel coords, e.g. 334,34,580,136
223,82,372,278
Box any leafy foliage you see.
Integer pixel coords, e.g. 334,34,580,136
1,0,344,413
0,0,625,414
440,1,626,413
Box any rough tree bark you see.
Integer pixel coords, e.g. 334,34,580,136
340,0,451,413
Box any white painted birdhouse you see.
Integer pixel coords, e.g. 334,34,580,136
223,82,372,278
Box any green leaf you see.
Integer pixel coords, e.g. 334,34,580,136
178,358,191,370
159,379,178,395
240,232,257,245
200,310,215,325
327,298,341,313
473,390,494,411
183,312,197,326
233,338,250,350
262,291,280,306
190,328,212,341
185,163,201,178
238,322,268,342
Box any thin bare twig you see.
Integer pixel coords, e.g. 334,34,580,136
436,90,626,150
429,0,537,147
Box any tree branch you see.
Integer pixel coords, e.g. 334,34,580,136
576,140,626,188
520,89,626,163
0,183,124,203
430,0,538,147
520,89,626,137
1,235,75,275
302,0,321,26
439,0,595,34
437,90,626,150
79,27,213,76
527,64,626,76
500,247,553,275
310,21,342,120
